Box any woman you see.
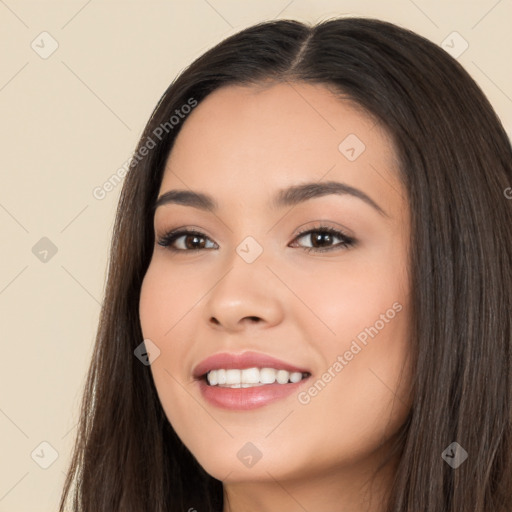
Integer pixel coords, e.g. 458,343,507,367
59,17,512,512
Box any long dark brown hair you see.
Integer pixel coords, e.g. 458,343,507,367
59,17,512,512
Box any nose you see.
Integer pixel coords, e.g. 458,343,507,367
202,257,285,333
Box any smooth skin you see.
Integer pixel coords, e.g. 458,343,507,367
139,81,413,512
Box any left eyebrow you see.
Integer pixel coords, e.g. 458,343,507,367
153,180,388,217
271,181,388,217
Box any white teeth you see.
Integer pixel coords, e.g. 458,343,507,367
241,367,260,384
276,369,289,384
216,369,226,385
260,368,276,384
206,367,308,387
225,369,241,384
208,370,218,386
289,372,303,383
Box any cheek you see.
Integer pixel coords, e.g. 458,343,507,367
285,248,408,342
139,259,202,340
139,263,163,337
310,312,411,447
139,262,195,398
288,248,411,419
290,293,410,466
139,263,202,438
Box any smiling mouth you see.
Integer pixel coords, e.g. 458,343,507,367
202,368,311,388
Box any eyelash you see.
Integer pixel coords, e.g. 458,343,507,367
156,224,355,254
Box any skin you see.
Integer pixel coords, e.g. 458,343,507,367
139,81,413,512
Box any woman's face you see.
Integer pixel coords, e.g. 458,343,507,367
139,82,412,488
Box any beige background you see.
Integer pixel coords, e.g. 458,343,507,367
0,1,510,510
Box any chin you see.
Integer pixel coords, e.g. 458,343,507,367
186,438,308,484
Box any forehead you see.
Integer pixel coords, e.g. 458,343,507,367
159,82,402,216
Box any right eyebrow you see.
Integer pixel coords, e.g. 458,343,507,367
153,189,216,212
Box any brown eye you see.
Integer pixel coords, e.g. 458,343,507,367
182,234,207,250
157,230,217,251
291,227,355,253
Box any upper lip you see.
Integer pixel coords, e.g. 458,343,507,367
193,351,311,379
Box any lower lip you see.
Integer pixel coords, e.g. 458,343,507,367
197,377,309,410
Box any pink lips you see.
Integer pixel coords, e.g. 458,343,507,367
192,351,310,379
193,351,311,411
